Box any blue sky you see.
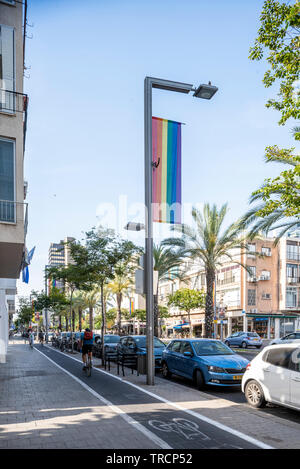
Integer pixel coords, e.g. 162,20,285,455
18,0,295,298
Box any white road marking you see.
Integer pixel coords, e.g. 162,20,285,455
34,346,171,449
42,345,273,449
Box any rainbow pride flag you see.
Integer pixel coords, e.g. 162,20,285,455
152,117,182,224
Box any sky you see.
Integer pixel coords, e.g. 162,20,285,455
17,0,296,300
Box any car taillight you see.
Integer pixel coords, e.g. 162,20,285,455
246,363,251,371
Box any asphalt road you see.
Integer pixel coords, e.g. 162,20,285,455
161,346,300,426
35,344,265,449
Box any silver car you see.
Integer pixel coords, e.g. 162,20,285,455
270,332,300,345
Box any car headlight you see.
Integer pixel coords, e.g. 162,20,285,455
207,366,225,373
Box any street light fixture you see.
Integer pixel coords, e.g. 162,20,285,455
144,77,218,385
193,82,218,100
124,222,145,232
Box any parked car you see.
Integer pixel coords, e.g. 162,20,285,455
269,332,300,346
224,332,262,349
242,343,300,411
93,335,120,358
161,339,249,389
117,335,166,368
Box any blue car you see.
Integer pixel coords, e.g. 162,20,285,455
117,335,166,368
224,332,262,349
161,339,249,389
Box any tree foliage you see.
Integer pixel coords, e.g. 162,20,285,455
249,0,300,135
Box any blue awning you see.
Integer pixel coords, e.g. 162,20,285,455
173,323,190,330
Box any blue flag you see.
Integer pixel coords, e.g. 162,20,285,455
22,266,29,284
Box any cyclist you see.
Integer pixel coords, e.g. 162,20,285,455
29,330,35,348
80,328,94,370
38,330,44,345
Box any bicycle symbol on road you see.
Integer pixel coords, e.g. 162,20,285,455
148,418,210,441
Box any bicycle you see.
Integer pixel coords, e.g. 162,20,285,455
84,352,92,377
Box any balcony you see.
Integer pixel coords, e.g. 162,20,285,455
0,89,29,150
0,89,28,114
0,200,28,226
287,277,300,284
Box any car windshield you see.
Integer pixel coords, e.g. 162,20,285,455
247,333,259,337
134,337,165,348
104,336,120,343
193,341,234,356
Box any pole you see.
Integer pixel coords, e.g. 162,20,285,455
145,77,154,385
44,268,48,343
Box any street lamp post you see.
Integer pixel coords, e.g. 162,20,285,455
144,77,218,385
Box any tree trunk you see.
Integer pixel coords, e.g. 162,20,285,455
154,294,159,337
89,306,93,330
79,308,82,332
205,269,215,338
100,282,106,364
117,293,122,336
187,310,192,338
59,315,62,331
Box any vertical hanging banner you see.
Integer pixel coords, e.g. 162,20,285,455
152,117,182,224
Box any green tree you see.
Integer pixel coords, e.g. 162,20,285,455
69,227,140,360
16,297,33,328
249,0,300,134
164,204,255,338
168,288,205,337
153,242,187,337
240,147,300,242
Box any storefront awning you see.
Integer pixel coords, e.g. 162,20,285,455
173,323,190,330
247,314,299,319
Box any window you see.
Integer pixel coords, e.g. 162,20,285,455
169,341,182,353
182,342,193,355
247,243,256,258
287,243,299,261
286,287,297,308
287,264,298,283
192,340,234,356
247,266,256,280
261,270,270,280
248,289,256,306
264,348,293,369
0,138,15,222
0,25,15,112
262,247,271,256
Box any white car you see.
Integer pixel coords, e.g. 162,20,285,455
269,332,300,345
242,343,300,411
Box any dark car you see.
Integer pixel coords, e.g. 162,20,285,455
117,335,166,368
93,334,120,358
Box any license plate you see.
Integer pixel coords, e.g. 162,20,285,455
233,375,243,380
253,338,258,341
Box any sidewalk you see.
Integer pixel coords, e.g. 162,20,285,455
0,338,159,449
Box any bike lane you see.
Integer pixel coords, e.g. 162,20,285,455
35,345,271,450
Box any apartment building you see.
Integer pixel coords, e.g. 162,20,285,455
0,0,29,363
158,234,300,340
47,237,75,290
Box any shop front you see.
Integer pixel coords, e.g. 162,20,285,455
246,314,299,339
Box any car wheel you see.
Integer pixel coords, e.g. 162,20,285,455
195,369,205,390
241,341,247,349
256,345,262,349
161,362,171,379
245,380,266,408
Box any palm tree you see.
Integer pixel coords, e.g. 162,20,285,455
82,287,101,330
164,203,252,338
108,262,134,335
72,291,88,331
153,242,187,337
240,152,300,243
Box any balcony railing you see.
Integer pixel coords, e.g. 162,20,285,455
0,200,28,226
0,89,28,114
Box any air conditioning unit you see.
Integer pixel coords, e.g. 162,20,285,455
262,293,271,300
248,277,257,282
250,308,258,314
260,275,270,281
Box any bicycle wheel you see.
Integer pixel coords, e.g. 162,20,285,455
86,357,92,377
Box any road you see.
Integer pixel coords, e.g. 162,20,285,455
34,344,269,449
160,346,300,426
